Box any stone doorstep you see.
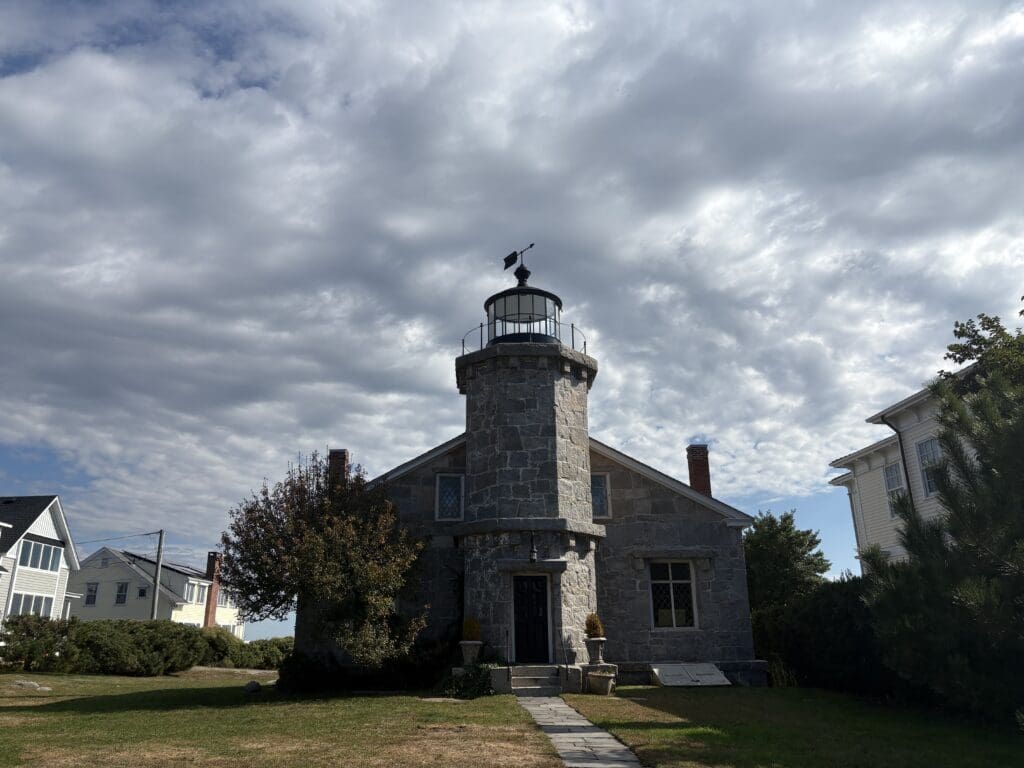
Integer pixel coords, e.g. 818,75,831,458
514,686,562,697
513,675,560,687
511,664,561,677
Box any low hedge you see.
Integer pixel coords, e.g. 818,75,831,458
1,616,293,675
0,616,206,675
199,627,292,670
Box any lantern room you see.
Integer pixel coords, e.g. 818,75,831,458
484,265,563,345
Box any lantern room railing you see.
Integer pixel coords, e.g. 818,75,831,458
461,320,588,355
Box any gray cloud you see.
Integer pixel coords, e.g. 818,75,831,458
1,0,1023,560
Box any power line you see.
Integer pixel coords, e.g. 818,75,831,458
75,531,161,546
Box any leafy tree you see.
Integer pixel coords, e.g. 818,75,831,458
220,453,426,669
940,301,1024,392
744,510,831,612
865,340,1024,722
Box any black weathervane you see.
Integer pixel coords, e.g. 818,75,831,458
503,242,535,286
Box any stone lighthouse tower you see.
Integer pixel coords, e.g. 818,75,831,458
455,263,602,664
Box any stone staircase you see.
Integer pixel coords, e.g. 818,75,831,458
510,665,562,696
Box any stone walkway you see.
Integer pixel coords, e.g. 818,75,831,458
517,697,642,768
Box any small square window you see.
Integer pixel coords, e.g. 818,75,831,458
137,586,148,599
591,473,611,519
436,474,464,521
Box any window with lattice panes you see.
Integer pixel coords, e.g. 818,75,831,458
591,473,610,519
435,474,464,521
649,561,697,628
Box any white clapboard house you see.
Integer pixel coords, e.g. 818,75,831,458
0,495,81,621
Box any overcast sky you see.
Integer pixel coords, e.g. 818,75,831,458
2,1,1022,638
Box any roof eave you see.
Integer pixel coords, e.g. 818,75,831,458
369,433,467,486
829,434,899,468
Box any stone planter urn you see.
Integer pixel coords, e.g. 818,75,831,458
459,640,483,666
588,672,615,695
584,637,606,665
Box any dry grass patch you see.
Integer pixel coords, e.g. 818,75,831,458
380,723,562,768
0,670,559,768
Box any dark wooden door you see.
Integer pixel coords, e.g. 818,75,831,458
514,575,549,663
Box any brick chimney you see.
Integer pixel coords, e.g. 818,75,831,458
686,444,712,496
328,448,349,487
203,551,222,629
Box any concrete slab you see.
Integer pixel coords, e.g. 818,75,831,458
651,662,731,687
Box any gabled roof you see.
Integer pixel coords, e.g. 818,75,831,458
0,495,56,549
371,433,754,528
120,550,209,580
0,495,80,568
589,438,754,527
829,434,898,469
371,433,466,485
81,547,186,606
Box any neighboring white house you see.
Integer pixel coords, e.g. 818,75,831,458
830,385,945,565
0,495,81,622
67,547,244,639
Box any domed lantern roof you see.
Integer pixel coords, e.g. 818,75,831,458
483,264,563,345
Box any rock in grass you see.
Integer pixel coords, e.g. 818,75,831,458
37,686,52,692
13,680,40,689
244,680,262,694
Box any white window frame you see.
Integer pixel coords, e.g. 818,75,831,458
184,582,197,603
10,592,55,618
217,590,232,608
648,560,699,630
883,462,905,518
434,474,465,521
85,582,98,606
18,540,62,573
591,472,612,519
196,584,208,605
137,586,148,599
114,582,129,605
916,438,942,497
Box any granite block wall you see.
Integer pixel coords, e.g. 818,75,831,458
591,451,755,663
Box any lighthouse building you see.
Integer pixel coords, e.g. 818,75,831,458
300,267,762,687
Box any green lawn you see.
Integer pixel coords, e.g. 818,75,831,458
565,686,1021,768
0,670,560,768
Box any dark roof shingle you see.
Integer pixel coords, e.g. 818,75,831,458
0,496,57,551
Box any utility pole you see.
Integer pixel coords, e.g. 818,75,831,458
150,529,165,620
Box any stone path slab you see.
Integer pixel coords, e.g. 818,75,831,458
518,696,642,768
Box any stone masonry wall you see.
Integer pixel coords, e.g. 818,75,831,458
383,443,466,643
591,451,755,663
458,344,596,529
462,529,597,664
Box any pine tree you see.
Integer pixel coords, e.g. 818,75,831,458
744,510,831,612
865,360,1024,722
